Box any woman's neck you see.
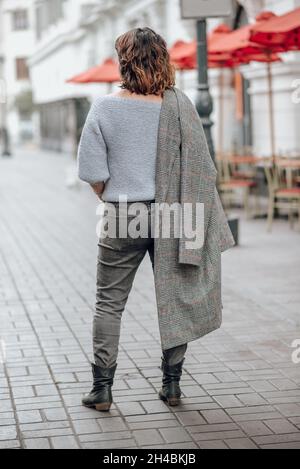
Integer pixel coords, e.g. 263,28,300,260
110,89,163,103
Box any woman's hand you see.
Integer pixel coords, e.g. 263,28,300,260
90,182,105,200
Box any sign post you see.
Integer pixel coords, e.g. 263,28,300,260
180,0,232,161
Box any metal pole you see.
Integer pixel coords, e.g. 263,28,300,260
267,61,275,165
195,18,215,161
218,68,225,158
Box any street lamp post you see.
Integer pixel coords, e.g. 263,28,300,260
180,0,232,162
195,18,215,161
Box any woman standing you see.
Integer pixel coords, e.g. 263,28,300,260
78,27,234,412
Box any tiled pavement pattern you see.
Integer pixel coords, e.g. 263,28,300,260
0,149,300,450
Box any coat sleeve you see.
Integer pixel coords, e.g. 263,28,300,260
77,105,110,185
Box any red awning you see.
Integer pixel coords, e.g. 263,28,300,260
66,58,120,84
250,7,300,51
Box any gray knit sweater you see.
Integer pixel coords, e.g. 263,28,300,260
77,95,162,202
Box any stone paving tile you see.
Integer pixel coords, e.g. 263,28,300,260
198,440,229,449
17,410,43,424
158,426,192,444
42,407,68,421
213,395,244,408
116,402,146,416
200,409,233,424
129,420,180,430
264,418,299,434
187,422,239,434
0,149,300,449
175,411,207,426
82,439,137,449
50,436,80,449
238,421,273,437
143,442,198,449
0,426,17,441
225,438,258,449
24,438,51,449
253,433,300,446
97,416,128,432
132,429,164,446
274,403,300,417
72,419,101,435
0,440,21,449
194,430,246,441
79,431,133,443
260,442,300,449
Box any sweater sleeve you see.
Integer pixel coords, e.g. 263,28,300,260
77,105,110,184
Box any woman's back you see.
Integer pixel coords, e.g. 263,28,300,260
78,94,162,202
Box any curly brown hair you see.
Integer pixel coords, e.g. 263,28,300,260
115,27,176,96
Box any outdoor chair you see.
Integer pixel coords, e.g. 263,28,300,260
263,157,300,232
217,151,258,218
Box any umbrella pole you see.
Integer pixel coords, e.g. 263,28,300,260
218,68,224,158
267,61,276,165
180,70,184,90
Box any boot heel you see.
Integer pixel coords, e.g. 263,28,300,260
167,397,180,406
95,402,111,412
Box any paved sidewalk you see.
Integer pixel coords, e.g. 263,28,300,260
0,149,300,449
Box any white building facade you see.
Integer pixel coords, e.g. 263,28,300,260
0,0,36,145
28,0,196,154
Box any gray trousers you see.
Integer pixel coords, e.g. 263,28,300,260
93,201,187,368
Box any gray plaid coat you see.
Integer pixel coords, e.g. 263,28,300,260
154,87,235,351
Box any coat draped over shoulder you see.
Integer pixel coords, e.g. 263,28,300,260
154,87,235,351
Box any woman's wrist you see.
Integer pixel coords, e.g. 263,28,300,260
90,182,105,199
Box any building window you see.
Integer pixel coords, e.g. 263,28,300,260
35,0,65,40
15,58,29,80
12,10,29,31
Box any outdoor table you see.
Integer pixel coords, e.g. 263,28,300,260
229,155,260,165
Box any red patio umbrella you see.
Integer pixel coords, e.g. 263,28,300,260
169,27,254,155
66,58,121,90
250,7,300,51
210,12,283,56
210,13,284,163
169,39,197,70
169,26,234,90
169,24,234,70
168,40,197,89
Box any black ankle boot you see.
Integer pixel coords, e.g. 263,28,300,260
158,358,184,406
82,363,117,411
